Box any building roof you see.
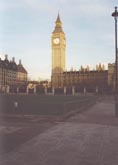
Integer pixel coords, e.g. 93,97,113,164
9,61,18,71
52,13,64,34
17,64,27,74
3,59,11,70
0,56,27,74
63,70,108,75
56,13,62,23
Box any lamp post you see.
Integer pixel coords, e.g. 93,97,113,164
112,7,118,116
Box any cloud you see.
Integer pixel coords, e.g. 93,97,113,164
79,3,107,16
0,0,112,18
23,0,52,12
0,0,52,13
0,0,24,11
60,0,113,20
0,53,6,60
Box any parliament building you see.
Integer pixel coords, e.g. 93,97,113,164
51,14,115,91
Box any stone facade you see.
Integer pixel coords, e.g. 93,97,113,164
62,69,108,89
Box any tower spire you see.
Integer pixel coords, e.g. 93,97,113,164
56,12,61,23
52,12,64,34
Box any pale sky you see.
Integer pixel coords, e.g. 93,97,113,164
0,0,117,80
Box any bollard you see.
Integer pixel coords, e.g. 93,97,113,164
34,87,36,94
96,86,98,93
72,86,75,95
84,87,86,94
64,86,66,95
17,87,19,93
6,86,9,93
52,87,55,95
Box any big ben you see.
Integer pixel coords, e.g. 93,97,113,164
51,13,66,88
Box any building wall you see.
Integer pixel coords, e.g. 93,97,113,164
17,72,27,85
0,56,27,92
62,70,108,89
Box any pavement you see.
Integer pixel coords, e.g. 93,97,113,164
0,95,118,165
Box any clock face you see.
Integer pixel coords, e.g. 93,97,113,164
53,38,60,44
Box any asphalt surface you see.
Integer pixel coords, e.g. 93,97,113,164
0,95,118,165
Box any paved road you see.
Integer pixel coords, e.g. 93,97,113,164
0,96,118,165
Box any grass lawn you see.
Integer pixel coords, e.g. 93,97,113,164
0,94,97,116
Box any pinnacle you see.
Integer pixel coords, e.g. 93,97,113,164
56,13,61,23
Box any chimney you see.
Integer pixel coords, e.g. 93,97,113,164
12,57,15,62
19,59,22,65
5,54,8,60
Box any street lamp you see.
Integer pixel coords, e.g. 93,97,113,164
112,7,118,116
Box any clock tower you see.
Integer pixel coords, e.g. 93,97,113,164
51,13,66,87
